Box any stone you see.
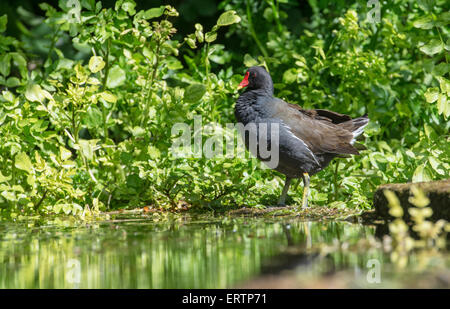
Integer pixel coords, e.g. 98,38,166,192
373,179,450,221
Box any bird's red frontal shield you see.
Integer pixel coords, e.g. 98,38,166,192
238,71,249,89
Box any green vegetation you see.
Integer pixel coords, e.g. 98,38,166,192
0,0,449,219
384,186,449,267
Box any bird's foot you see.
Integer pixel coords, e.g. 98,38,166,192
300,172,310,209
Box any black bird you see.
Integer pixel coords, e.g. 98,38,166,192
235,66,369,208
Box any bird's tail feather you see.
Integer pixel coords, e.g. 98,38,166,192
339,115,369,144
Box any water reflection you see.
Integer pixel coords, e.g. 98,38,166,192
0,215,447,288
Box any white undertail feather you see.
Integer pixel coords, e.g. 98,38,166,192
350,118,369,145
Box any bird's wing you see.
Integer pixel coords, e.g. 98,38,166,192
274,100,360,155
286,103,352,124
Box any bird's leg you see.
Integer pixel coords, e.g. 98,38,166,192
301,172,310,209
278,177,292,206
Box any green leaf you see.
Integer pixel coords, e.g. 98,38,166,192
185,34,197,49
62,203,72,214
60,146,72,161
195,23,204,43
424,87,439,103
205,31,217,43
283,68,298,84
53,204,62,214
437,76,450,95
6,77,21,87
437,94,449,117
184,83,206,103
78,139,96,161
25,84,53,103
88,56,105,73
243,54,258,67
106,65,126,88
0,54,11,76
166,57,183,70
83,106,103,128
1,191,16,201
15,152,33,174
25,84,42,102
81,0,96,10
417,0,434,12
143,6,165,19
120,1,136,15
433,63,450,76
412,163,432,182
2,90,14,102
372,152,388,163
428,156,444,175
0,170,11,183
27,174,35,186
99,91,117,103
0,15,7,33
87,77,101,85
413,15,434,29
263,7,273,22
436,11,450,27
10,53,27,78
148,145,160,159
423,123,435,139
420,39,444,56
216,10,241,27
129,126,145,137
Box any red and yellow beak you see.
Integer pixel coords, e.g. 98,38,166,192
237,71,249,90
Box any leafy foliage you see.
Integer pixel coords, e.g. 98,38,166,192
0,0,449,218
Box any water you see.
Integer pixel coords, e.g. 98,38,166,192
0,213,448,288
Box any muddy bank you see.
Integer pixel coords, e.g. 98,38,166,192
228,205,364,222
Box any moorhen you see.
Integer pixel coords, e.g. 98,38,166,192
235,66,369,208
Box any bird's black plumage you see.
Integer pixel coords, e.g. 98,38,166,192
235,66,369,206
